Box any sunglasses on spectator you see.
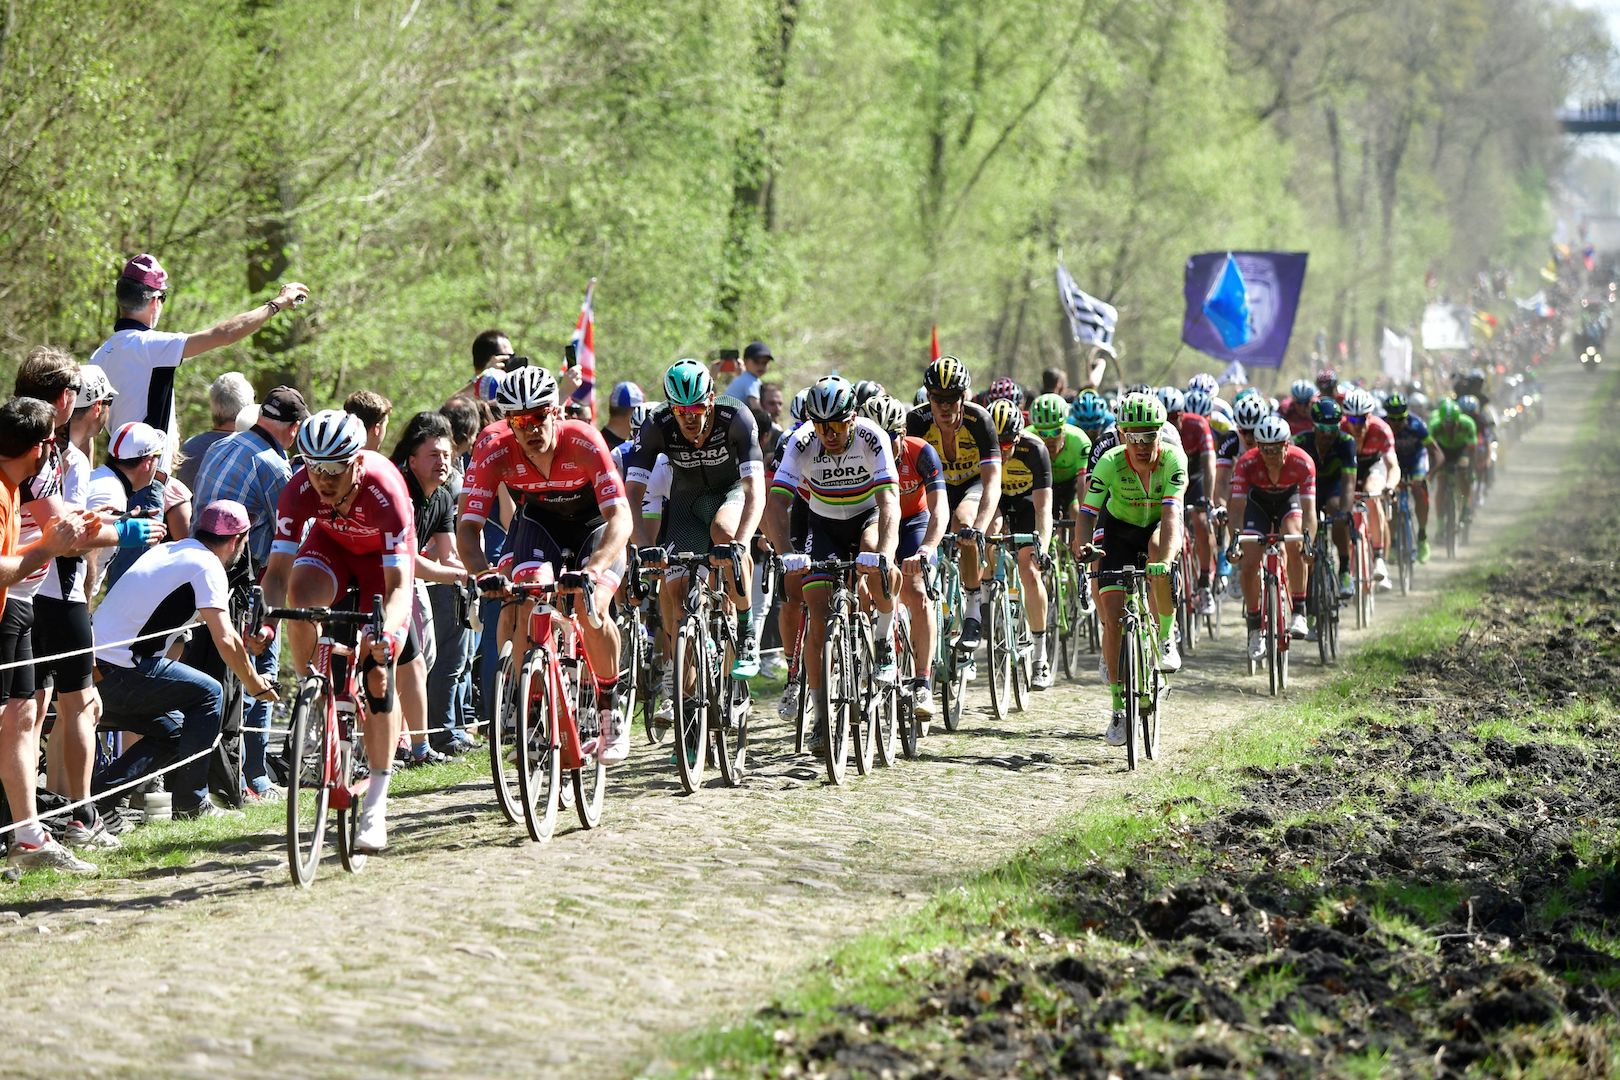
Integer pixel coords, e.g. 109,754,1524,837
1123,430,1160,446
671,403,709,417
155,290,168,302
307,458,353,477
509,408,557,431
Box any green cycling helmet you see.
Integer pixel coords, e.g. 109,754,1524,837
1433,398,1459,423
1116,392,1166,431
1030,393,1068,433
663,358,713,406
1383,391,1408,418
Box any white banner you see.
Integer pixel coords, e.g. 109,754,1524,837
1420,303,1471,351
1380,328,1412,384
1218,359,1247,387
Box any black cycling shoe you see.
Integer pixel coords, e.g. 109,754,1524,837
955,616,982,650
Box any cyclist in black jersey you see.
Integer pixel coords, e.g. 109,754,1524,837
987,400,1054,689
624,360,765,691
905,356,1002,649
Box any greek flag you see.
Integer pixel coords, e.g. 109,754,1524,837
1056,257,1117,355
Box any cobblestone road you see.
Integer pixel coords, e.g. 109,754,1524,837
1,376,1582,1079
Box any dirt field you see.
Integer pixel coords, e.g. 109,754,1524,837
1,369,1591,1079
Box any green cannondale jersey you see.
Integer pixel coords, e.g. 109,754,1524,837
1047,424,1092,484
1081,442,1188,528
1430,414,1478,454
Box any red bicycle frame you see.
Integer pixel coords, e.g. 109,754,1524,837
513,572,605,771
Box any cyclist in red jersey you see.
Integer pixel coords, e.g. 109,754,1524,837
1341,389,1400,587
259,410,417,853
860,395,947,719
1224,415,1317,657
1164,388,1218,613
457,368,634,763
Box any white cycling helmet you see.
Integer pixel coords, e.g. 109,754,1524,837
1233,395,1271,431
1187,372,1218,396
1156,386,1186,415
1343,388,1375,418
804,375,857,423
1254,415,1292,444
297,409,366,465
859,394,908,435
628,401,658,435
496,366,559,413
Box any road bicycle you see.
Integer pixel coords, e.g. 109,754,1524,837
984,532,1037,722
806,554,892,785
932,535,970,733
1087,559,1165,771
1434,462,1463,559
1306,513,1340,665
648,547,752,793
1044,518,1094,680
249,588,384,887
495,564,613,842
1239,530,1303,696
1173,506,1202,658
1388,483,1418,595
1349,493,1376,629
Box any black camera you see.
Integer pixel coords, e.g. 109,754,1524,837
505,354,532,372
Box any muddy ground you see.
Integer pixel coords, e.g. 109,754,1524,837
761,418,1620,1076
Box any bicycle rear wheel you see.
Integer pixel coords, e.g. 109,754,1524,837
819,616,852,785
285,675,331,888
573,672,606,829
1010,599,1030,713
515,649,561,842
714,632,749,788
1060,558,1084,678
894,618,917,762
1142,637,1162,762
672,616,709,794
488,641,522,823
616,605,641,737
336,733,368,875
851,618,877,776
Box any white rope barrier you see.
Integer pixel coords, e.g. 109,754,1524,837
0,620,203,673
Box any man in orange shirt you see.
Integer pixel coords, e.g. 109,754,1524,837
0,397,98,873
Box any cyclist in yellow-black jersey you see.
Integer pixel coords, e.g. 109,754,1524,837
904,356,1002,651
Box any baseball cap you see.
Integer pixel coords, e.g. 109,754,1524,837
743,341,773,362
74,365,118,408
196,499,250,537
610,381,644,409
259,385,309,423
120,254,169,291
109,421,164,460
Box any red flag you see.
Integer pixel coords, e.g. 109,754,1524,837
930,325,940,361
569,279,597,421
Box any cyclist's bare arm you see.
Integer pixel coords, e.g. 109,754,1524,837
364,564,414,664
1157,501,1185,564
874,486,900,563
736,471,765,547
624,478,649,544
763,488,794,555
260,549,295,612
583,502,632,578
921,485,948,552
973,460,1001,534
1033,488,1052,551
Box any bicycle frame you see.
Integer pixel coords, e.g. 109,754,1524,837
1238,531,1302,695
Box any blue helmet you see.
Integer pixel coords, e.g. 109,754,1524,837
1070,393,1111,430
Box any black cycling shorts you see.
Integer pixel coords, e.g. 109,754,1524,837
32,595,94,694
502,506,626,591
0,598,35,700
1242,489,1302,539
1097,516,1160,588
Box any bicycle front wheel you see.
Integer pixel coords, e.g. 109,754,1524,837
286,675,331,888
986,586,1012,722
819,616,852,785
1265,571,1281,697
336,734,369,875
672,617,709,795
573,674,606,829
515,649,561,842
714,629,750,788
488,641,522,823
893,617,916,763
1121,614,1141,772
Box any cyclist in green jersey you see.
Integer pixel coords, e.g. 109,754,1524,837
1078,394,1188,744
1031,394,1091,549
1428,398,1478,527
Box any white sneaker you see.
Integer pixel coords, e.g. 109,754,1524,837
597,709,630,765
1247,628,1265,660
1372,555,1389,582
777,682,801,721
1226,575,1243,601
1031,659,1052,690
1105,710,1126,746
655,671,675,722
912,684,935,720
1289,612,1309,639
1198,588,1216,616
354,807,387,853
6,836,97,874
63,818,123,850
1097,652,1108,681
1160,636,1182,674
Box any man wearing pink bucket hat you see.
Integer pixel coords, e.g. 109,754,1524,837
90,253,310,475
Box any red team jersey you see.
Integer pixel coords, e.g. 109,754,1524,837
461,419,626,524
1176,413,1216,464
1278,398,1314,436
1342,415,1394,461
273,450,416,568
1229,445,1317,499
894,436,945,519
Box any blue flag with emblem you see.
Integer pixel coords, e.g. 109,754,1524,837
1181,251,1308,368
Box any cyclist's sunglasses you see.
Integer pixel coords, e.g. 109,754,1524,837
1345,415,1366,425
1034,427,1064,439
1258,441,1287,452
1122,429,1160,446
671,403,709,417
509,407,557,431
813,418,851,435
308,457,353,477
928,392,964,405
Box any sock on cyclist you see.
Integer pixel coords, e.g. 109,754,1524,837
595,675,619,699
876,608,895,643
1157,613,1174,642
918,663,932,687
1033,629,1046,649
362,769,392,817
1291,596,1306,615
1246,610,1261,630
964,587,982,620
736,607,753,645
1109,683,1124,710
1199,570,1211,589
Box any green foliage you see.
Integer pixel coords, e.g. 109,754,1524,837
0,0,1599,428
